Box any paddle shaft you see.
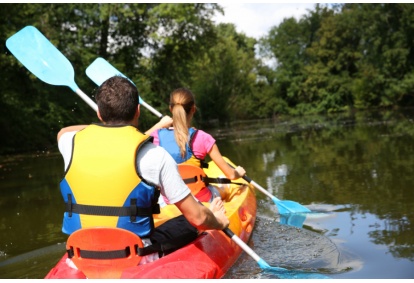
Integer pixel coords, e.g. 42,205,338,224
74,88,98,112
222,228,270,269
243,175,279,200
226,162,284,202
140,100,163,118
226,161,310,214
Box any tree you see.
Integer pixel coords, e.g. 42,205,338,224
189,23,258,125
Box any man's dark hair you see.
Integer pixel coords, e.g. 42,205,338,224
95,76,139,123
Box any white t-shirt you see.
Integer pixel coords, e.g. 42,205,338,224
58,131,191,204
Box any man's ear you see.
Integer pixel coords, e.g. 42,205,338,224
97,110,104,122
135,104,141,119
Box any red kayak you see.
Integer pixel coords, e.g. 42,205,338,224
45,158,257,279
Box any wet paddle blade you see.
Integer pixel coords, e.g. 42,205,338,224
263,266,331,279
246,178,310,215
6,26,78,91
279,212,307,228
273,198,311,215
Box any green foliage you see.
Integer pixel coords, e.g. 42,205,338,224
189,23,258,125
259,3,414,115
3,3,414,154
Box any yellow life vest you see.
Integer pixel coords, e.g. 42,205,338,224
60,124,160,237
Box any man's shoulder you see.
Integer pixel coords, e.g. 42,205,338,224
138,142,171,161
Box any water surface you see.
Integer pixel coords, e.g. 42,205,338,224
1,110,413,278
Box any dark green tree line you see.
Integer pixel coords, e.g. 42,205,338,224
2,3,414,154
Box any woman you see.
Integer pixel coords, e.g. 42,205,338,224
151,87,246,203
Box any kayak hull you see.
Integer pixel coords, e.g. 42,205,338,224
45,158,256,279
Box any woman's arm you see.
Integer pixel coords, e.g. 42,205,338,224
144,115,173,135
208,144,246,180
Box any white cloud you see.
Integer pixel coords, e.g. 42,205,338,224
213,3,316,39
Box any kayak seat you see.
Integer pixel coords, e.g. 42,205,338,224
66,227,143,279
177,164,207,195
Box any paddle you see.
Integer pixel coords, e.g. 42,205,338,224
85,57,163,118
227,163,311,215
83,57,305,215
245,175,311,214
5,26,98,112
7,25,324,279
222,228,329,279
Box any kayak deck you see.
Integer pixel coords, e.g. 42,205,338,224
45,159,257,279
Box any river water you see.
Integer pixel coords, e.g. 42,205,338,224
0,110,413,279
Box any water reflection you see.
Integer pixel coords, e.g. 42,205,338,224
214,109,414,278
1,110,414,278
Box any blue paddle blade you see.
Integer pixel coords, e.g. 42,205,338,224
272,198,311,214
279,212,307,228
259,258,330,279
6,26,78,92
85,57,143,104
85,57,127,86
264,266,331,279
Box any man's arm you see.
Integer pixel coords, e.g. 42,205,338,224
174,194,229,231
138,143,229,231
57,125,88,141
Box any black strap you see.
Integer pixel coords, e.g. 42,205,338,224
67,194,72,217
67,246,132,259
137,243,162,256
182,176,199,184
182,175,245,187
65,196,160,218
200,161,209,168
137,231,198,257
188,129,209,169
203,176,244,186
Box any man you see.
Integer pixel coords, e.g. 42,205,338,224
57,75,229,263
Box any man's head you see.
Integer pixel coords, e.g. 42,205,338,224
95,76,139,124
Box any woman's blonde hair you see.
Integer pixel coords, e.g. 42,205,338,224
169,88,195,158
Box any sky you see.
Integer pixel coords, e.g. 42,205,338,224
212,3,317,40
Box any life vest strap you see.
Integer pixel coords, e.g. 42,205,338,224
182,176,198,184
203,177,244,186
67,246,132,260
65,200,160,219
137,240,188,257
183,175,245,187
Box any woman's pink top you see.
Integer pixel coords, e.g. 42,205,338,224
151,128,216,159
